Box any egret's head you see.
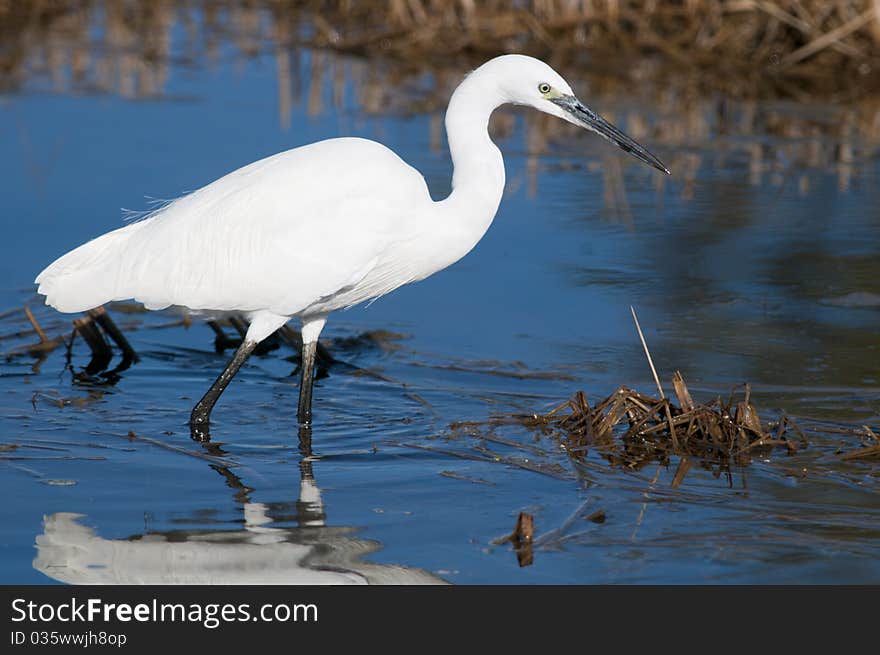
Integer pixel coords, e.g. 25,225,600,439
481,54,669,175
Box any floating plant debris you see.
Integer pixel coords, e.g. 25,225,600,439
525,372,804,479
834,426,880,460
492,511,535,567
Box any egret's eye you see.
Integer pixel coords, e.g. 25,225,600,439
538,83,551,94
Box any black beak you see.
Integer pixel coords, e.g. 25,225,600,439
551,95,670,175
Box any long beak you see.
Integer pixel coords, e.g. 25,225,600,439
551,95,670,175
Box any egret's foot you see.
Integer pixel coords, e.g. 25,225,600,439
190,407,212,442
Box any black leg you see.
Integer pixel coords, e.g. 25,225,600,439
228,315,249,339
297,340,318,425
298,423,312,455
206,320,239,353
87,306,139,365
190,339,258,441
72,315,113,376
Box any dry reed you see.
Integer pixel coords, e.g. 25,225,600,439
527,373,805,479
2,1,879,100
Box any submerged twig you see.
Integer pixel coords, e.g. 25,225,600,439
534,497,594,548
24,307,48,343
109,430,240,467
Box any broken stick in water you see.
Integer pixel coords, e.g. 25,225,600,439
491,511,535,567
24,307,48,344
630,305,664,399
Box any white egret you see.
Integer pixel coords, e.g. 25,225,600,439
35,54,668,441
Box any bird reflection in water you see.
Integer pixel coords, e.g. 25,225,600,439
33,430,445,585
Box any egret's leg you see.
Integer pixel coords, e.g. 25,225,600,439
190,311,290,440
297,316,327,426
297,340,317,425
87,306,139,365
190,339,257,441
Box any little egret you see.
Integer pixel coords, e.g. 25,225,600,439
35,54,669,441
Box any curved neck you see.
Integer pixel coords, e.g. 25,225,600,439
440,72,506,237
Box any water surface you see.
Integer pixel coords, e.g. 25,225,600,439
1,6,879,584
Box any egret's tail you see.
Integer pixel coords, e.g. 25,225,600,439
35,223,144,313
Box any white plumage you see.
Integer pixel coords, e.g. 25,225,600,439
37,139,442,336
35,54,668,439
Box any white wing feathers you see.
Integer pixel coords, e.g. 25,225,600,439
35,138,431,316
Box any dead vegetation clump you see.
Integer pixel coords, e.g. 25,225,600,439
526,371,806,481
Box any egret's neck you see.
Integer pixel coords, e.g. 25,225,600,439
441,75,506,238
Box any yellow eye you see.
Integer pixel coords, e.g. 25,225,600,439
538,83,551,94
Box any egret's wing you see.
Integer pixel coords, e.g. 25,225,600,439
36,138,431,315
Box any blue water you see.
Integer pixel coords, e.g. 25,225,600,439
2,15,879,584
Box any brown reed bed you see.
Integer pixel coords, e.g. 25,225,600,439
303,0,880,99
3,1,879,101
